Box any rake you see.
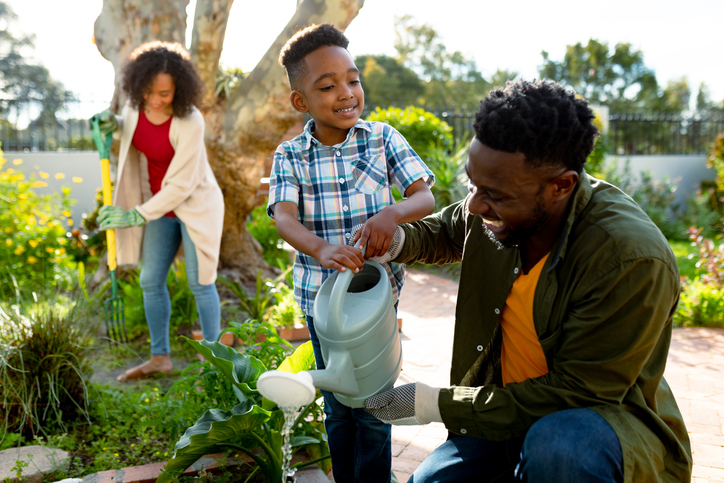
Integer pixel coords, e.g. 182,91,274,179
89,114,128,346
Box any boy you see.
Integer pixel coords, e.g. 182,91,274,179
267,23,435,483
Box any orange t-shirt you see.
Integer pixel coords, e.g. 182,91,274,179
500,253,550,386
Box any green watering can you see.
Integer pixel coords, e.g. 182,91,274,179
258,261,402,409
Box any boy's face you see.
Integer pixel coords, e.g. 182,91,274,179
290,45,364,146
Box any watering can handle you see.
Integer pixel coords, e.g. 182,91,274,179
327,239,365,336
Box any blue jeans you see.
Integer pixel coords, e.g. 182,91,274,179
307,313,392,483
410,408,623,483
140,217,220,356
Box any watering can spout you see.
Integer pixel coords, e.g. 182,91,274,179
307,349,360,396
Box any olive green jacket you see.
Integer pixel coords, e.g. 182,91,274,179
397,173,692,482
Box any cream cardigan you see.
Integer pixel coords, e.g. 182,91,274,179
112,104,224,285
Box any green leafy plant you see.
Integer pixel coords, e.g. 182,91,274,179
247,205,290,268
219,271,277,322
159,339,329,483
675,279,724,327
366,106,453,159
425,142,469,211
0,152,78,300
266,284,304,329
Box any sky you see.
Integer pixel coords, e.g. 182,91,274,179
4,0,724,117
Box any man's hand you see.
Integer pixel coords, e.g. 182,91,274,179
352,208,399,259
317,243,365,273
97,206,146,230
351,223,405,264
364,382,442,425
89,109,118,137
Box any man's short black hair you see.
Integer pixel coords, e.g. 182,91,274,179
473,79,598,173
279,23,349,89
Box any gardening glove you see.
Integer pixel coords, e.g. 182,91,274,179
97,205,146,230
364,382,442,425
89,109,118,137
350,224,406,263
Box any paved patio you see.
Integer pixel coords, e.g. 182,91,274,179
392,269,724,483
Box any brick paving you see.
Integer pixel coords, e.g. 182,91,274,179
393,269,724,483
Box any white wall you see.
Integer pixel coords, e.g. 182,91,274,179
7,151,102,225
604,154,716,207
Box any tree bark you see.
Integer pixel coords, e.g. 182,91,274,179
94,0,365,287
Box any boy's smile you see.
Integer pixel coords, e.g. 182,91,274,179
290,45,364,146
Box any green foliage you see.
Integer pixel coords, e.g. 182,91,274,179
159,339,328,483
356,54,425,111
675,279,724,327
266,284,303,329
707,133,724,194
219,271,277,323
0,153,78,300
247,205,290,267
366,106,452,159
0,300,95,441
425,143,468,211
669,240,703,281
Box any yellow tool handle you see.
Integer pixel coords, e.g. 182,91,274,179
100,158,117,272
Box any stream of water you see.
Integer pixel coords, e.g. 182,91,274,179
280,405,298,482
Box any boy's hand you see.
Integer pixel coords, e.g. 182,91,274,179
318,243,365,273
353,209,399,259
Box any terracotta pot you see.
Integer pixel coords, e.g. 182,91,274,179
276,324,310,342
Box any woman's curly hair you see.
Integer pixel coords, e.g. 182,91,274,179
121,41,203,117
473,79,598,173
278,23,349,88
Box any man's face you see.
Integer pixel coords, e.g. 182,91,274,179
465,138,555,250
291,45,364,146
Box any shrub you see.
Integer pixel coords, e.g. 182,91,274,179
675,279,724,327
425,143,468,211
366,106,453,159
0,153,77,300
247,205,289,268
0,300,95,441
706,132,724,195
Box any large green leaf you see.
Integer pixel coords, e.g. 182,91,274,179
158,400,272,483
277,340,315,374
182,337,266,395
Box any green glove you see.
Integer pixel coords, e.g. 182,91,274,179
97,206,146,230
89,109,118,137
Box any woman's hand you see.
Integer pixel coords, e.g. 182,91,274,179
97,206,146,230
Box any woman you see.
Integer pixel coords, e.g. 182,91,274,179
96,41,224,382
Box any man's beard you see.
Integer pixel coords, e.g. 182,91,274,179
483,197,549,250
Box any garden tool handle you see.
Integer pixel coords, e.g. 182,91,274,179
100,158,117,272
327,239,366,336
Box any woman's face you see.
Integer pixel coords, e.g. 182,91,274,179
143,73,175,114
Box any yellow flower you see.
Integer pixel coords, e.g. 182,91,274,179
58,247,66,254
29,240,38,248
31,181,47,188
6,168,14,174
114,453,119,457
0,173,8,181
12,159,22,165
39,171,49,179
27,256,37,264
46,247,54,253
72,177,83,183
145,398,150,403
5,227,12,234
67,218,73,226
16,173,24,180
62,210,71,217
27,216,37,225
154,387,159,391
5,239,12,246
55,173,65,179
131,444,135,448
14,246,25,255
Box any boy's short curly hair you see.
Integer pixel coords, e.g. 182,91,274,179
278,23,349,88
121,41,204,117
473,79,598,173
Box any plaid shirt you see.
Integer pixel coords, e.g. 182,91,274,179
267,119,435,316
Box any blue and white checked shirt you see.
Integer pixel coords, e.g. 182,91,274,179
267,119,435,316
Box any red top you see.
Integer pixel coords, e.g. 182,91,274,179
132,110,176,217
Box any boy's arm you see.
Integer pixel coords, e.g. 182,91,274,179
274,201,365,273
354,178,435,259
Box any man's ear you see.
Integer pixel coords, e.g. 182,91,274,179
550,170,579,202
290,90,308,114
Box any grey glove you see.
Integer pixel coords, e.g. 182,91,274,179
364,382,441,425
349,224,406,263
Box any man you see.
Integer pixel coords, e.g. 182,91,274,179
365,79,692,482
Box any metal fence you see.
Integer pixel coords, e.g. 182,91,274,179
1,98,723,156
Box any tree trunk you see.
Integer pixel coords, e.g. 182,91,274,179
94,0,365,287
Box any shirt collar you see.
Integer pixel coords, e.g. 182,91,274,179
548,169,594,270
300,118,372,151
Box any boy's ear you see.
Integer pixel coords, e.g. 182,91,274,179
290,90,309,114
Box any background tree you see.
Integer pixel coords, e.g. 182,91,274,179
539,39,659,111
0,1,72,127
355,54,424,110
93,0,365,285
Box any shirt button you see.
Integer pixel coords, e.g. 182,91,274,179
343,205,349,212
477,345,483,352
336,150,341,156
514,268,519,274
339,178,345,184
494,308,500,315
460,428,467,434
